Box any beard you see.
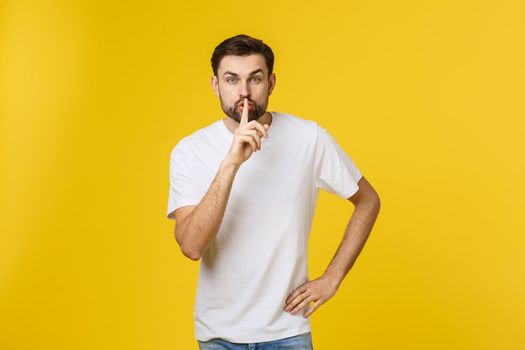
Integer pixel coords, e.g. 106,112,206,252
220,93,268,123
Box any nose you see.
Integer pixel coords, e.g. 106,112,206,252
239,81,250,100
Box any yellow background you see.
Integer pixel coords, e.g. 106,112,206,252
1,0,524,349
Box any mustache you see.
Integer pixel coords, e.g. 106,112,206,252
236,99,254,107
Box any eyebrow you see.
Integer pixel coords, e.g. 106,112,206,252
222,69,264,77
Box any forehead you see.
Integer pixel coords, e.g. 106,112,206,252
218,54,267,76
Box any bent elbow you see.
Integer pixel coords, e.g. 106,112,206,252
175,228,201,261
374,193,381,211
371,192,381,217
182,247,201,261
179,241,201,261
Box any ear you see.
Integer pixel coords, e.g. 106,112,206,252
211,75,219,98
268,73,276,96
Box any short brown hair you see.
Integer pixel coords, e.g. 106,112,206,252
211,34,275,77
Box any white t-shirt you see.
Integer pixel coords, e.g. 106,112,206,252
166,111,363,343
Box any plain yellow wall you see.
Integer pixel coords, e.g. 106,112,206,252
1,0,524,349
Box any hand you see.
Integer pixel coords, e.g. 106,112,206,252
283,274,341,318
225,98,269,166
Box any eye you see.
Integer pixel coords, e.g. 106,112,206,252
251,77,262,83
226,77,236,83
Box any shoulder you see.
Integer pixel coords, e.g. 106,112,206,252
170,119,222,156
273,111,320,139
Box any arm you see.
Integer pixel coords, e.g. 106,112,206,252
173,98,269,261
174,159,240,261
323,175,381,287
284,176,380,317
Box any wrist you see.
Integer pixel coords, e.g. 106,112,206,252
323,270,344,288
220,158,241,173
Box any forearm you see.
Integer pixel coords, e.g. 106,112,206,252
178,158,240,259
323,198,380,287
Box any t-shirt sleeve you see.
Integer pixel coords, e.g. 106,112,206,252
166,146,206,220
313,124,363,199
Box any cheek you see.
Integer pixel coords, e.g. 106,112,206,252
253,86,268,99
219,90,236,104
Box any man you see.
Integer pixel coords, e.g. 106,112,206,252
166,34,380,349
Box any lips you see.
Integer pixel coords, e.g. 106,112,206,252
239,103,253,110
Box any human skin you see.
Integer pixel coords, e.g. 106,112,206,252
211,53,276,131
173,97,269,259
173,54,275,259
172,52,381,318
283,176,381,318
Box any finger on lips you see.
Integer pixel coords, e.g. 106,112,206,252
240,98,249,125
237,98,271,152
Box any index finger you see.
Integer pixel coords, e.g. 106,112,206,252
240,98,249,126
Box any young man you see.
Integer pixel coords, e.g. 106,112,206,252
166,34,381,349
